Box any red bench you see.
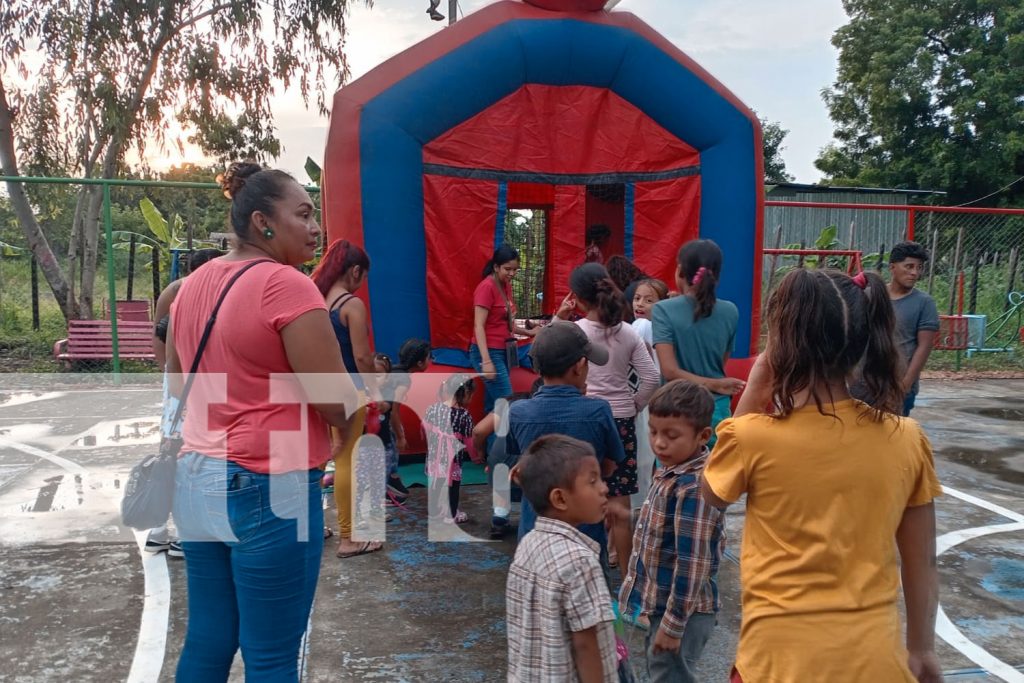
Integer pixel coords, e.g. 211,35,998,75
103,299,153,322
53,320,156,365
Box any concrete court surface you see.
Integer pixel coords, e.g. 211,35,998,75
0,375,1021,682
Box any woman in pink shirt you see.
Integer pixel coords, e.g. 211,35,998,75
166,162,358,681
558,262,659,569
469,244,537,415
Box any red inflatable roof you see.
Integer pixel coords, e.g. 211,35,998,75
424,85,699,174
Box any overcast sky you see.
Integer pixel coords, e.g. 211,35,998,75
199,0,850,183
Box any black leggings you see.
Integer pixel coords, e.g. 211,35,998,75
430,479,461,518
448,480,460,517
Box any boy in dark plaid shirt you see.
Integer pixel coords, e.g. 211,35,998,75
619,380,725,683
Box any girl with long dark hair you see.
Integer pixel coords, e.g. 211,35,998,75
702,269,941,683
652,239,742,445
559,262,659,571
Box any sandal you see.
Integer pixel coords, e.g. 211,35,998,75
336,540,383,559
452,510,469,524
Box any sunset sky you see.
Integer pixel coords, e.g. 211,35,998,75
155,0,848,183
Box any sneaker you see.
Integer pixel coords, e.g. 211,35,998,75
144,538,170,553
167,541,184,558
427,8,445,21
489,516,509,540
386,475,410,501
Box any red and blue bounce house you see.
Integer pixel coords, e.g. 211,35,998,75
322,0,764,442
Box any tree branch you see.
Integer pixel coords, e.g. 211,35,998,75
925,31,954,57
172,2,235,36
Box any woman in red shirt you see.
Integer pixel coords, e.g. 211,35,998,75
469,245,536,416
166,162,358,681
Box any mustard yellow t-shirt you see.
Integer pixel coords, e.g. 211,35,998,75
705,399,942,683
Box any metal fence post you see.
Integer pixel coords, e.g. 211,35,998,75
103,182,122,380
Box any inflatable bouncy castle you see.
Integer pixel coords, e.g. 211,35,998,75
322,0,764,375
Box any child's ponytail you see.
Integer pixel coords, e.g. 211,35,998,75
592,277,626,328
690,267,718,321
856,272,904,416
677,239,723,321
569,263,626,329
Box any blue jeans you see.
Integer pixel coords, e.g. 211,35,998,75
469,344,512,415
903,389,918,416
645,612,716,683
173,452,323,682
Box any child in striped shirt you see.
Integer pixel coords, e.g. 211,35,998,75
619,380,725,683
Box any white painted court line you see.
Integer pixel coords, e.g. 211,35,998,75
936,485,1024,683
127,529,171,683
0,435,87,475
942,485,1024,524
0,429,171,681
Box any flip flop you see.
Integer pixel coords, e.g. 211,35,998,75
336,541,383,559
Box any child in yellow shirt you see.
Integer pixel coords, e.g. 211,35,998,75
702,268,943,683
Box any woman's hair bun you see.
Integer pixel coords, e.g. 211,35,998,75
217,161,263,199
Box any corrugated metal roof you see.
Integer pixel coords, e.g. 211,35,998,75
767,182,946,197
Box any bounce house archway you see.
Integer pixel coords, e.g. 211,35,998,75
323,0,764,364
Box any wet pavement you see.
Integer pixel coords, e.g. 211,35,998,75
0,375,1022,681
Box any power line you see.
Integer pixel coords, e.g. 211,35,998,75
954,175,1024,207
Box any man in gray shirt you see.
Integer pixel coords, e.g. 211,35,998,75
888,241,940,416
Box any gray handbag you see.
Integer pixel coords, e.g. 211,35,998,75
120,260,271,530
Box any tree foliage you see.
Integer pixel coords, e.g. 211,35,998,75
759,116,794,184
0,0,367,319
816,0,1024,205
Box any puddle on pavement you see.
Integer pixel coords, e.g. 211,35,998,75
0,423,52,440
10,472,123,514
941,446,1024,485
0,392,65,408
969,407,1024,421
962,399,1024,422
70,420,160,447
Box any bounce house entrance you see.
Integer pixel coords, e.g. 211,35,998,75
503,207,547,319
422,169,701,364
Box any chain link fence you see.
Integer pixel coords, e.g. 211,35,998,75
762,201,1024,370
0,176,319,373
504,208,548,319
3,177,1021,373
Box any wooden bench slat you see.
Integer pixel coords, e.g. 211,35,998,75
56,319,156,363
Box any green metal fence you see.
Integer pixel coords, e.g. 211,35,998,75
0,175,320,377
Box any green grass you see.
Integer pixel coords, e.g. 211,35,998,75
929,347,1024,373
0,254,170,372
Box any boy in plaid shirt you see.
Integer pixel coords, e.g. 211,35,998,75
619,380,725,683
506,435,619,683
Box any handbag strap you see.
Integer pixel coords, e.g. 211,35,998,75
169,259,274,430
493,275,514,334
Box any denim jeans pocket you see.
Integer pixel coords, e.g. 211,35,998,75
203,484,263,544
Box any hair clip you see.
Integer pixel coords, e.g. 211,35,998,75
692,266,708,286
851,271,868,290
